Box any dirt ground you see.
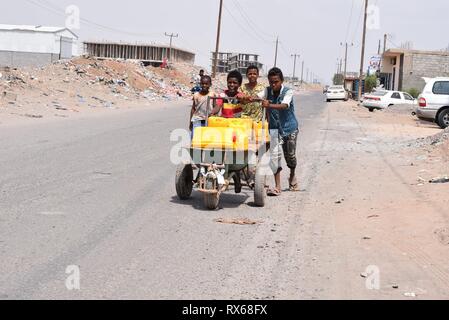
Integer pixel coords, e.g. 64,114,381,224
0,57,203,126
294,99,449,299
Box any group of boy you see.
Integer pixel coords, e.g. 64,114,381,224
189,66,299,196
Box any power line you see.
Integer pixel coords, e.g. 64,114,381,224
279,41,291,59
24,0,162,37
231,0,275,40
387,38,401,49
223,3,271,44
351,1,365,43
344,0,355,42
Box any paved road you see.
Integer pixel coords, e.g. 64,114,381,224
0,92,363,299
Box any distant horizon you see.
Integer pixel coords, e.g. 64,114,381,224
2,0,448,84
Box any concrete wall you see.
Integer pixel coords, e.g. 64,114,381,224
402,52,449,91
0,30,57,53
0,50,60,67
381,53,402,90
0,29,78,59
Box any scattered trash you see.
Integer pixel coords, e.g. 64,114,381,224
429,176,449,184
1,57,209,121
23,114,43,118
214,218,261,225
404,292,416,298
360,272,368,278
1,91,17,101
434,228,449,245
362,236,371,240
392,285,399,289
367,215,379,219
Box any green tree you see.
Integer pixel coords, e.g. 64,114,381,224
365,74,377,93
406,88,420,98
333,74,344,85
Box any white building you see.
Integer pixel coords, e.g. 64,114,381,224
0,24,79,67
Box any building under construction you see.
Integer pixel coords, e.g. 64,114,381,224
83,41,195,65
212,52,263,74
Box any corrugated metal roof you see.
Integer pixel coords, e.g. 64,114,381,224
0,24,78,38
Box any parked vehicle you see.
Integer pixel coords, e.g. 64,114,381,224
326,85,348,102
415,77,449,129
362,90,416,112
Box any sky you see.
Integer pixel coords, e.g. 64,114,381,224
2,0,449,84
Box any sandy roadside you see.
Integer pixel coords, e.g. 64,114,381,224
293,99,449,299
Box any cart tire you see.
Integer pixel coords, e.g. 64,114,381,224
254,165,267,207
175,164,193,200
204,193,220,210
203,178,219,210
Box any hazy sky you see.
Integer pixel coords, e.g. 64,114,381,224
2,0,448,84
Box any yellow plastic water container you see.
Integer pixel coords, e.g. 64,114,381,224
253,121,270,144
227,118,253,131
191,127,249,150
208,117,230,128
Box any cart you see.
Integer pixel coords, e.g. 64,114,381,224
175,96,270,210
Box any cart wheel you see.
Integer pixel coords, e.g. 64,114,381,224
203,178,219,210
254,163,267,207
203,193,220,210
175,164,193,200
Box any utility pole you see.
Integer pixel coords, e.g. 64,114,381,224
335,59,340,79
377,39,381,55
164,32,178,63
291,53,300,80
383,34,387,54
341,42,353,89
306,68,309,83
212,0,224,78
358,0,369,100
301,61,304,84
274,36,279,67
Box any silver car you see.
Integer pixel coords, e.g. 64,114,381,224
415,77,449,129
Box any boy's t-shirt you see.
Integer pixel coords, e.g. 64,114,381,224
192,91,216,122
240,83,266,121
218,90,243,118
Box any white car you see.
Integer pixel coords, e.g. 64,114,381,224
326,85,348,102
415,77,449,129
362,90,416,112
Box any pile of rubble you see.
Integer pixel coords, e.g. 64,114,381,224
425,126,449,146
414,126,449,147
0,57,204,113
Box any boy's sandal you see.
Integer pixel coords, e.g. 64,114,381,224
289,177,300,192
267,188,281,197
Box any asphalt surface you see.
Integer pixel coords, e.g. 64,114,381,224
0,92,328,299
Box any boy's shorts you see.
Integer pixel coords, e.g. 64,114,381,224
269,129,283,174
282,129,299,170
